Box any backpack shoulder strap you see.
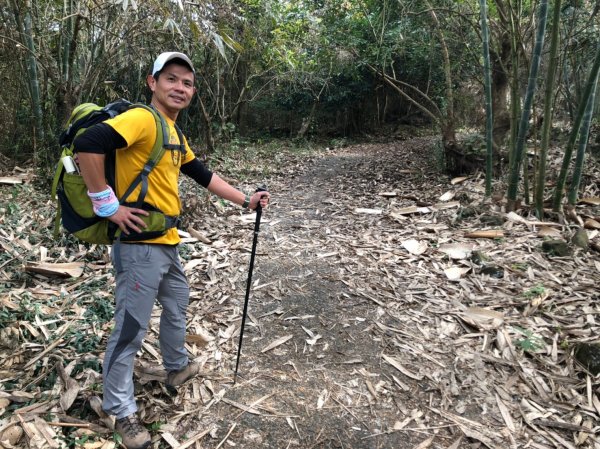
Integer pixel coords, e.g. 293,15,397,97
148,105,186,153
173,124,187,157
117,104,169,208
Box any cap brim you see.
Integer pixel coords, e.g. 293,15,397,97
152,52,195,75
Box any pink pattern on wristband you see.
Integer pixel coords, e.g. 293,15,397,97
87,186,119,217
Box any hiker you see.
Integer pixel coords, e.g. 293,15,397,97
74,51,270,449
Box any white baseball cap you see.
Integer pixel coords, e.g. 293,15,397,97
152,51,195,76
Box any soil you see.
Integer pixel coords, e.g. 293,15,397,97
218,139,448,448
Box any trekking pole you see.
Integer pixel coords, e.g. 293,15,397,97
234,187,267,384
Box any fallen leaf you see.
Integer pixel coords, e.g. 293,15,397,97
506,211,527,224
186,332,213,347
382,354,423,380
578,197,600,206
444,266,471,281
584,218,600,230
317,389,329,409
261,335,293,353
495,394,516,431
412,436,435,449
538,226,562,238
401,239,428,255
450,176,469,185
432,201,460,210
354,208,383,215
393,206,430,215
460,307,504,330
82,442,105,449
24,262,84,278
184,259,205,271
438,243,473,259
439,191,455,202
465,230,504,239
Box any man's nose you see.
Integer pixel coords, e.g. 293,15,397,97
174,81,187,91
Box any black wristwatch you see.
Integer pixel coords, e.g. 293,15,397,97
242,194,250,209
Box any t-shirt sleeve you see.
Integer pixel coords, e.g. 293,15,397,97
104,107,156,149
182,136,196,163
73,123,127,154
180,158,213,188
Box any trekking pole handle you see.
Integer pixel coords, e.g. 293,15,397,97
255,186,269,211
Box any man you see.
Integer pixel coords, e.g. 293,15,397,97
74,51,270,449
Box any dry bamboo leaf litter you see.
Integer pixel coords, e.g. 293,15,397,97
1,139,599,448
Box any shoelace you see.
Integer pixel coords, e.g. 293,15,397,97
119,416,145,437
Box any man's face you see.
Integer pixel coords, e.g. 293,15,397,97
147,64,195,118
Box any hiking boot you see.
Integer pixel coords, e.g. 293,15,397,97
115,413,151,449
166,362,200,388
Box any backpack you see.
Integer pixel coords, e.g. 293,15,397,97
51,99,186,245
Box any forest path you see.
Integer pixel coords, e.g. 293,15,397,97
197,137,599,449
214,138,449,449
205,138,449,449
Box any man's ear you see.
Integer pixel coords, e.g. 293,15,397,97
147,74,156,91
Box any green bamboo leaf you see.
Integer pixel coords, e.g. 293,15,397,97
211,31,228,61
163,18,184,38
189,20,201,40
218,30,244,53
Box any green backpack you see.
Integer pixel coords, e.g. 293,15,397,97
51,99,186,245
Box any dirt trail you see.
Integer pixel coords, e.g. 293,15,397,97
198,137,599,449
203,139,467,448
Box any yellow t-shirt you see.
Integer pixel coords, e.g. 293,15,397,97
105,107,195,245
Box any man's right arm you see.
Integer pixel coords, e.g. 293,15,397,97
74,123,125,191
74,123,148,234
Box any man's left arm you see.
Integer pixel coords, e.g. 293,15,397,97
181,159,270,210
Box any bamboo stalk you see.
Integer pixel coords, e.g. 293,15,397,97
567,74,598,205
535,0,562,218
47,422,90,428
506,0,549,211
552,42,600,211
480,0,494,196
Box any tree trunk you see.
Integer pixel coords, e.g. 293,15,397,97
61,0,73,82
12,0,45,155
197,94,215,154
535,0,562,218
567,75,597,206
508,2,521,168
553,43,600,211
427,5,456,148
297,101,318,139
506,0,548,212
490,32,512,147
480,0,494,197
56,1,81,125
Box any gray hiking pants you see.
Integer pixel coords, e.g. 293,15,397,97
102,243,190,419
